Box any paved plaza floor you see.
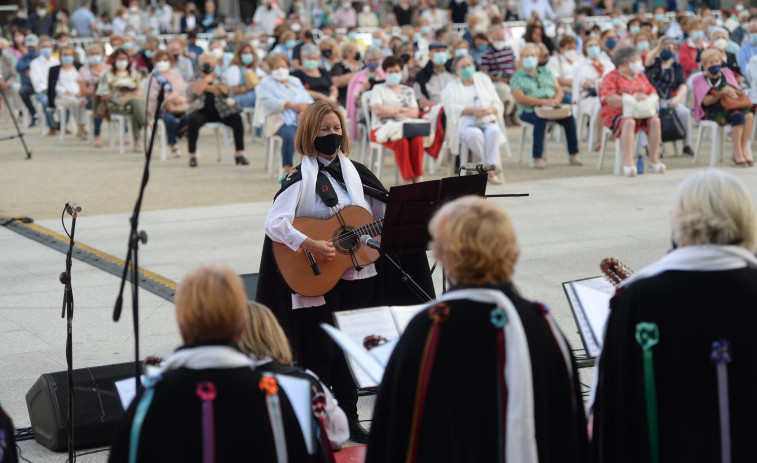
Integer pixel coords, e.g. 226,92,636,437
2,116,756,462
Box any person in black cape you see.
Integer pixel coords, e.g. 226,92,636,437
0,402,18,463
256,100,434,444
591,169,757,463
366,196,588,463
109,263,309,463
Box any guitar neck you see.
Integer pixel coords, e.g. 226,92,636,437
353,218,383,238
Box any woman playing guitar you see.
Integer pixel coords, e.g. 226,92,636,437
261,99,387,444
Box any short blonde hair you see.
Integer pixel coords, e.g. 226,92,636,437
175,263,248,344
294,100,351,158
700,48,722,68
430,196,519,285
268,52,289,69
672,170,757,251
520,43,539,60
239,302,293,365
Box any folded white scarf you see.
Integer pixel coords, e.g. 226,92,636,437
161,345,255,372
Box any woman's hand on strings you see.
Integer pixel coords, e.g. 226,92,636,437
302,238,336,261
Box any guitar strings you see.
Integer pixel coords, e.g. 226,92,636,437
329,219,384,246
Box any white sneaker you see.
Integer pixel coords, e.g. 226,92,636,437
623,165,637,177
649,162,666,173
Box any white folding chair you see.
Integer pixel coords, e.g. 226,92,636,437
201,122,235,165
693,120,725,167
598,126,642,175
157,119,169,160
108,114,128,154
33,99,49,136
360,91,400,184
251,103,265,145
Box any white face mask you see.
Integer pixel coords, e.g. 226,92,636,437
115,59,129,70
212,48,224,59
564,49,578,60
714,38,728,50
155,60,170,72
272,67,289,81
493,40,507,51
629,59,644,74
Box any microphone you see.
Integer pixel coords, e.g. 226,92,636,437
65,202,82,216
459,163,496,173
360,235,381,250
152,69,173,93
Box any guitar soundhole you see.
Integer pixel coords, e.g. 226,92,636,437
333,226,360,255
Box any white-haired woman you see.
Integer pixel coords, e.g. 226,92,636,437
442,55,507,184
572,36,615,151
592,169,757,462
511,43,581,170
291,44,339,102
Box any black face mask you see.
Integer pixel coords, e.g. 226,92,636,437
322,49,332,57
314,133,342,156
200,62,214,74
400,53,411,63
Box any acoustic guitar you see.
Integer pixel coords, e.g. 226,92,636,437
272,205,383,297
600,257,634,286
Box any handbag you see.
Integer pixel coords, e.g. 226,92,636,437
622,93,659,119
109,101,133,115
401,119,431,138
232,66,257,108
720,89,752,111
534,104,572,120
93,94,110,121
166,100,189,115
659,108,685,142
215,94,242,119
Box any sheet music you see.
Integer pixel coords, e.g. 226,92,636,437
563,277,615,358
276,375,315,455
115,377,140,411
321,324,388,387
332,307,400,388
390,304,427,334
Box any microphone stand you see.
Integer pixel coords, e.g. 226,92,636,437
59,204,78,463
113,81,167,391
0,87,32,159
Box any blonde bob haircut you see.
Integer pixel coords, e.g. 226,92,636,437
175,263,249,344
239,302,293,366
294,99,351,158
700,48,722,67
519,43,539,60
430,196,519,286
671,169,757,252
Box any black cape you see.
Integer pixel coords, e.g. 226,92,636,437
366,283,589,463
0,402,18,463
255,159,435,361
591,267,757,463
108,349,310,463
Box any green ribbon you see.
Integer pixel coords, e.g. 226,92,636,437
636,322,660,463
129,375,162,463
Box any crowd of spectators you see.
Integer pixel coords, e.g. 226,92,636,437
1,0,757,176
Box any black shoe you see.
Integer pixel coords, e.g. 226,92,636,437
683,146,694,157
29,114,38,128
348,421,369,444
189,157,198,167
235,155,249,165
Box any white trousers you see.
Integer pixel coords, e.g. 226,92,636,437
460,123,502,166
56,94,86,126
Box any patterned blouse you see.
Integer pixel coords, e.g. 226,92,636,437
369,83,418,130
96,69,141,96
599,69,656,127
509,67,557,117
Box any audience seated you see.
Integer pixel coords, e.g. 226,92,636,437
108,263,310,463
369,55,424,183
598,46,664,177
443,55,506,183
186,51,248,167
30,36,58,134
572,36,614,151
591,169,757,462
256,53,313,174
680,18,711,79
547,35,582,105
479,27,518,125
167,38,195,82
736,21,757,83
291,44,338,102
147,50,188,157
0,38,24,119
511,43,581,170
77,43,107,147
96,48,145,151
693,49,754,167
224,41,265,109
331,40,361,108
345,46,383,141
240,301,349,452
53,45,85,138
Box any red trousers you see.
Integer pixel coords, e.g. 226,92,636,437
370,128,424,180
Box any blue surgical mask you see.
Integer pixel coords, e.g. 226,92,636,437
145,49,156,58
366,61,379,71
523,56,538,70
385,72,402,86
89,55,102,65
432,51,447,65
421,26,431,35
414,32,422,42
605,38,617,50
348,32,357,40
655,13,665,22
588,45,601,58
708,25,717,35
56,12,62,20
630,26,640,35
611,18,620,26
400,34,409,43
372,38,382,47
285,40,296,48
304,59,318,70
455,48,468,57
691,30,705,41
123,41,133,50
659,49,674,60
61,55,74,65
460,64,475,80
241,53,254,65
477,44,488,52
40,48,52,58
637,41,649,51
750,33,757,45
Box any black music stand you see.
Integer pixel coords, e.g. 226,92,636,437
381,174,488,256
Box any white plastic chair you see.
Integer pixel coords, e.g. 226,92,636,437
361,90,400,184
201,122,235,165
33,99,49,136
598,126,642,175
693,120,725,167
576,104,599,150
252,103,282,177
108,114,128,154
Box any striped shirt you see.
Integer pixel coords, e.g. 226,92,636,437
479,46,516,80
